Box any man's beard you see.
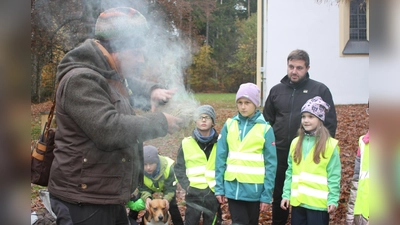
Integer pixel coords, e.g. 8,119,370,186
119,64,145,78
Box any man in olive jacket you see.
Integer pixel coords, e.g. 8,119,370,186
263,49,337,225
48,7,182,225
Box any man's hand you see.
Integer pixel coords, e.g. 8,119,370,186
260,202,271,212
150,88,176,112
280,199,290,210
162,113,183,134
216,195,226,204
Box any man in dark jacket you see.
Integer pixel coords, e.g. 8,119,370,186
48,7,183,225
263,49,337,225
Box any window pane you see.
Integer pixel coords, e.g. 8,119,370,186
350,15,358,28
359,29,367,40
359,15,366,28
350,2,358,14
350,29,358,40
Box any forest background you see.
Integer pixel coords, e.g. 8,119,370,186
31,0,260,103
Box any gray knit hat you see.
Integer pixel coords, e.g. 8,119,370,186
194,105,216,124
143,145,160,164
95,7,149,41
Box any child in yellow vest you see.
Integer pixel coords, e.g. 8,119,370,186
352,130,369,225
346,103,369,225
127,145,183,225
280,96,341,225
215,83,277,225
174,105,222,225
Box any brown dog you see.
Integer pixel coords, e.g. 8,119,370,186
142,199,171,225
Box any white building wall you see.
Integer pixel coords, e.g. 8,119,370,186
264,0,369,105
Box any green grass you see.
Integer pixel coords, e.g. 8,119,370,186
194,93,236,109
31,123,42,140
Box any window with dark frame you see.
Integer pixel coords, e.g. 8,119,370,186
349,0,367,40
342,0,368,55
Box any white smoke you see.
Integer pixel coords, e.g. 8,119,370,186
114,2,200,126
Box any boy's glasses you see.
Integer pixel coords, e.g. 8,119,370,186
198,116,211,121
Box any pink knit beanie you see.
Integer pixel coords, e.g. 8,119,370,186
301,96,330,121
235,83,261,107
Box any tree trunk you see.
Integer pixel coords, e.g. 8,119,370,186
206,14,209,46
248,0,250,18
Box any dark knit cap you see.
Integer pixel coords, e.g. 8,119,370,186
194,105,216,124
95,7,148,41
143,145,160,164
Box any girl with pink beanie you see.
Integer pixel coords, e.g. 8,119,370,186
215,83,277,225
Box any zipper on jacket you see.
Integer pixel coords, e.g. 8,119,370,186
235,181,240,200
288,89,296,141
305,136,310,159
242,118,249,140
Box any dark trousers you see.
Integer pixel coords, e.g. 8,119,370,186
50,194,129,225
128,197,183,225
227,199,260,225
184,187,219,225
169,197,184,225
272,150,290,225
291,206,329,225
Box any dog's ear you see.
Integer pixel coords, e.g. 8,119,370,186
144,210,152,223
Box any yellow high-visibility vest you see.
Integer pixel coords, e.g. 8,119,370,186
224,118,269,184
182,137,216,189
143,156,174,192
354,135,369,219
290,137,338,208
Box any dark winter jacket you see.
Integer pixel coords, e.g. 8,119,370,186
48,39,169,205
174,128,219,191
263,73,337,154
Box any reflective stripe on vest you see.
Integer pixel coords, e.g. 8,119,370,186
205,143,217,192
182,137,216,189
354,135,369,219
143,156,174,192
224,118,268,184
290,137,338,208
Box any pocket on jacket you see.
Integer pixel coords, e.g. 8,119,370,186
79,170,123,195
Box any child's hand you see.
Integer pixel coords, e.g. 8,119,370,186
216,195,226,204
328,204,337,213
280,199,290,210
260,203,271,212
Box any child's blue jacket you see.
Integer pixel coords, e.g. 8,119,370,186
214,110,277,203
